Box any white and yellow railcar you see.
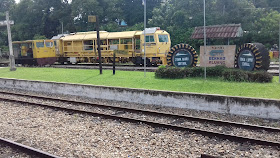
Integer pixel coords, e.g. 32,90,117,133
55,27,171,65
13,40,56,65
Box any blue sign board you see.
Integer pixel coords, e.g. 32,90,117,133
238,50,255,71
173,50,192,67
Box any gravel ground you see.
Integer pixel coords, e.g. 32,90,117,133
1,92,279,143
0,100,279,157
0,144,34,158
1,88,279,128
0,88,280,157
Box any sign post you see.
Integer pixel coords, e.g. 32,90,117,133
0,12,16,71
88,15,102,75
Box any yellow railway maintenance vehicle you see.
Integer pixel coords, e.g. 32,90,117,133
54,27,198,67
13,40,56,66
12,27,198,67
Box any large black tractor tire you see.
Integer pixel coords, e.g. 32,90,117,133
166,43,198,67
235,43,270,71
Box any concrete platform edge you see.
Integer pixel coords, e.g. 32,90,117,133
0,77,279,119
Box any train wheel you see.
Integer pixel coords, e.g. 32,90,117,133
166,43,198,67
235,43,270,71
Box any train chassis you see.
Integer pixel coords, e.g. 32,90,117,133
57,56,160,66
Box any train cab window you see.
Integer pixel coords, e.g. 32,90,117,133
145,35,155,43
158,35,169,42
45,41,53,47
36,42,44,48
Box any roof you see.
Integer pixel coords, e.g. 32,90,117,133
51,34,69,40
191,24,243,39
60,28,168,41
63,31,140,41
107,31,137,39
83,32,109,40
63,34,87,41
63,31,109,41
13,40,33,44
12,39,53,44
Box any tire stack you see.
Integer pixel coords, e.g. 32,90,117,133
235,43,270,71
167,43,198,67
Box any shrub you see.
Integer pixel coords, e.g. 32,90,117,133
184,68,193,77
189,67,204,77
155,66,185,79
222,69,249,82
206,65,227,77
248,71,273,83
156,65,273,83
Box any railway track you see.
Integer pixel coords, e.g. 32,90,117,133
0,91,279,148
0,137,59,158
50,64,158,72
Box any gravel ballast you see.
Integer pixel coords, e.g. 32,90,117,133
1,93,279,143
0,88,280,157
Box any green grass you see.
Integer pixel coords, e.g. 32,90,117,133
0,67,280,99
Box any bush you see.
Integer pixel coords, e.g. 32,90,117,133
206,65,227,77
222,69,249,82
248,71,273,83
155,66,186,79
222,69,273,83
189,67,204,77
185,68,193,77
156,65,273,83
185,66,227,77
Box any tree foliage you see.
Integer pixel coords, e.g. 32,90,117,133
0,0,279,50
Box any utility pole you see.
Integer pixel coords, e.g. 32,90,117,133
278,20,280,83
5,11,16,71
61,22,63,34
143,0,146,77
203,0,207,80
96,16,102,75
88,15,102,74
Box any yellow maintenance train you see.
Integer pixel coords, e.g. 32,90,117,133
13,27,198,67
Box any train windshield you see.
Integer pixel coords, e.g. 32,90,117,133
36,42,44,48
45,41,53,47
158,35,169,42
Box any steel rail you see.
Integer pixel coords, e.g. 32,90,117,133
50,65,158,72
1,91,279,133
0,96,280,148
0,137,60,158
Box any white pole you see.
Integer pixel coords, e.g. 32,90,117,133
144,0,146,77
278,20,280,83
203,0,206,79
6,11,16,71
62,22,63,34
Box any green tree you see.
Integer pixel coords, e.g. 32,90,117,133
120,0,162,26
71,0,123,32
252,10,280,48
0,0,16,48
